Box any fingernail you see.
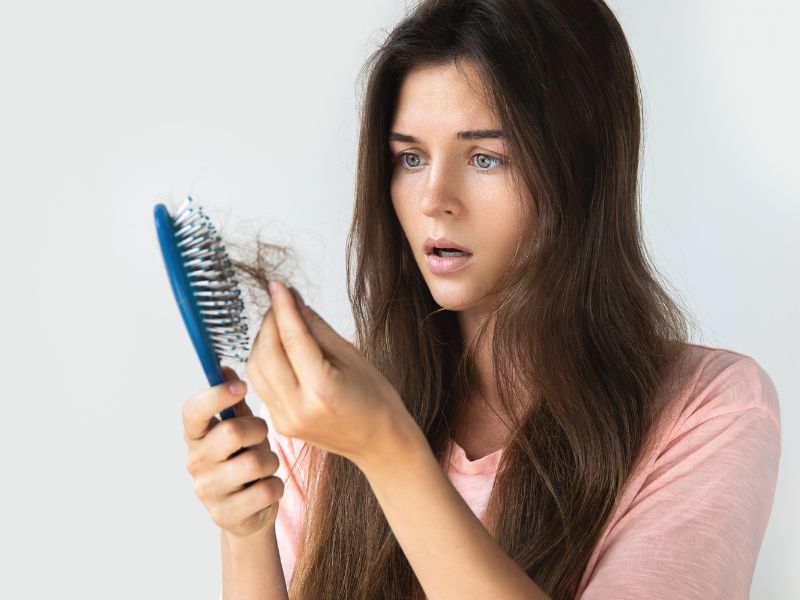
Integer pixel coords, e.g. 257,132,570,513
268,281,282,298
227,380,245,395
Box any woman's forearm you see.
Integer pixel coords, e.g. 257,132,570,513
221,526,289,600
354,417,550,600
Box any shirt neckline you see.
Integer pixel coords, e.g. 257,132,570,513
448,437,504,475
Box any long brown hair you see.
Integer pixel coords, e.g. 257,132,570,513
230,0,697,598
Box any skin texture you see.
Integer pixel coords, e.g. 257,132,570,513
389,59,531,456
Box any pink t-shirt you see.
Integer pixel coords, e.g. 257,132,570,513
261,343,781,599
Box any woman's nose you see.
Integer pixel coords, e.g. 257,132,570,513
419,162,463,217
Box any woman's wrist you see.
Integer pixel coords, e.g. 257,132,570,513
221,524,288,600
222,523,276,557
352,405,431,479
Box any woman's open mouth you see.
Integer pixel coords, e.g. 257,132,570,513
425,248,473,273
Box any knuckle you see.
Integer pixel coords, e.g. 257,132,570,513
193,476,211,500
181,397,195,425
208,504,223,525
243,451,261,474
281,332,298,352
269,476,286,501
219,420,242,444
266,450,280,475
252,482,272,507
276,412,300,438
255,417,269,438
325,362,345,387
257,478,283,506
185,452,202,476
312,375,341,405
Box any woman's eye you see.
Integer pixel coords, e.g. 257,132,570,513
394,151,504,170
401,152,422,168
472,153,504,169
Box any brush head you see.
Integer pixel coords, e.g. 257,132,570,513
155,197,250,387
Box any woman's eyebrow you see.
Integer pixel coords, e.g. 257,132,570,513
388,129,504,143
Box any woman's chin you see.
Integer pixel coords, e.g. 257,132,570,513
427,285,500,317
427,287,480,312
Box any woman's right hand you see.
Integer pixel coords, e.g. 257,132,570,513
182,366,285,540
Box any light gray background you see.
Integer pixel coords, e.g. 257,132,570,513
1,1,796,598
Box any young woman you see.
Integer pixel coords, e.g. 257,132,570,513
182,1,782,598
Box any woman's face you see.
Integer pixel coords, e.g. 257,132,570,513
389,60,530,317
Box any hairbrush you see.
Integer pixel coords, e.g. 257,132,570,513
154,196,250,422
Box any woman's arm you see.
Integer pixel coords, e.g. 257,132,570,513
221,526,289,600
354,416,550,600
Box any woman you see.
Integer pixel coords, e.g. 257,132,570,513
182,0,782,598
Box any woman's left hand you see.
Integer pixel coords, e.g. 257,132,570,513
245,280,418,469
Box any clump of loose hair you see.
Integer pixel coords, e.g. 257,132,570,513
223,1,700,598
225,235,296,324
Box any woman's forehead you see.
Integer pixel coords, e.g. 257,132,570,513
391,64,500,135
397,61,491,107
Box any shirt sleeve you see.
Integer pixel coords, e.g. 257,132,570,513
579,356,782,600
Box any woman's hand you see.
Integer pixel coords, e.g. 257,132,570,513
182,366,285,540
245,281,419,469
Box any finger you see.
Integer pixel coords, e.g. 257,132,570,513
205,417,271,464
232,397,254,418
221,365,238,380
217,476,284,528
182,378,248,442
249,306,298,398
293,301,354,367
269,281,327,386
221,442,281,493
195,440,280,501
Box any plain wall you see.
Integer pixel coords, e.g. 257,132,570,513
0,1,796,597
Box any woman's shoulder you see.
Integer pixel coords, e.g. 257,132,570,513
577,343,782,598
667,342,781,435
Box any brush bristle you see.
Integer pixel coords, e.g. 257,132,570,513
171,196,250,363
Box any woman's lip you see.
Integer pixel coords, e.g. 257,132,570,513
424,237,473,255
425,253,473,274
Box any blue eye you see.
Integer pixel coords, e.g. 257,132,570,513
472,153,503,169
401,152,421,168
393,151,505,171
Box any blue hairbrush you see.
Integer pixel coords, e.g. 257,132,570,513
154,196,250,421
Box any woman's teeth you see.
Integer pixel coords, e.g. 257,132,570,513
435,248,470,257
